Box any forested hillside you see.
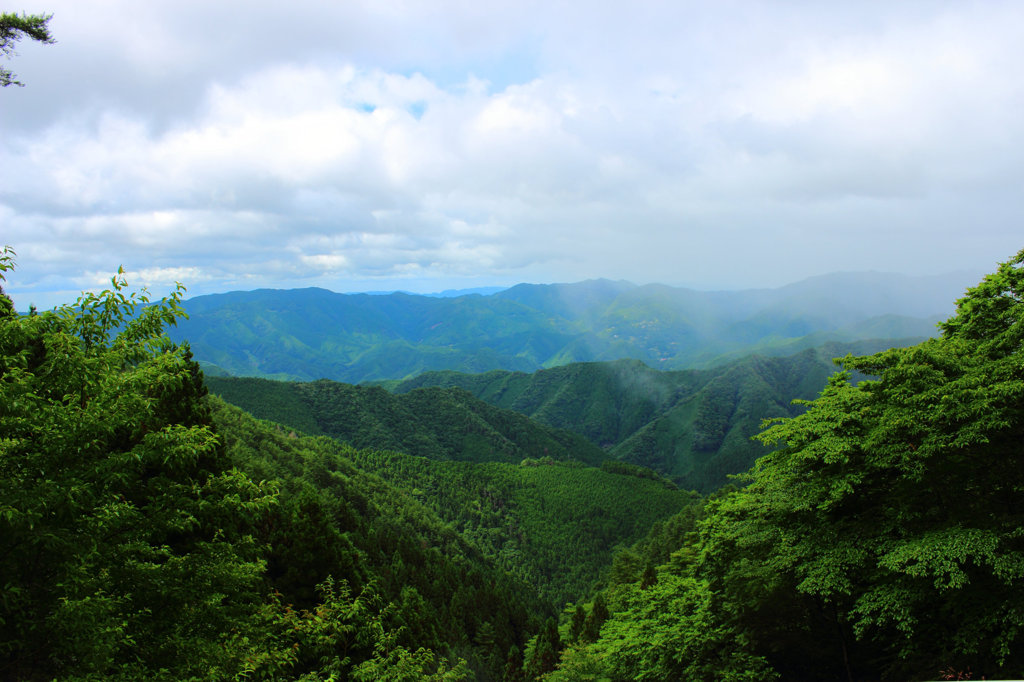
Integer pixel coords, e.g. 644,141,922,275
214,399,542,679
393,339,912,491
205,376,607,466
343,450,694,609
207,339,913,493
168,272,963,383
204,375,692,607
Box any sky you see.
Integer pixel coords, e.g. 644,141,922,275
2,0,1023,309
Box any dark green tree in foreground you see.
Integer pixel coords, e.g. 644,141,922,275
699,247,1024,679
0,250,275,678
525,617,562,679
1,12,54,87
580,593,609,644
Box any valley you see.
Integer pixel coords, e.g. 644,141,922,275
5,3,1020,678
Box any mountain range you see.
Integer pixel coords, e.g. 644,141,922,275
168,271,974,383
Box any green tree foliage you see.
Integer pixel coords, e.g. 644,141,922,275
5,245,1006,680
225,576,471,681
639,563,658,590
0,256,274,678
568,604,587,644
705,248,1024,679
580,593,609,643
541,488,773,682
525,618,562,679
1,12,54,87
502,644,525,682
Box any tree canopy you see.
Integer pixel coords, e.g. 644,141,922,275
5,242,1023,680
0,251,273,677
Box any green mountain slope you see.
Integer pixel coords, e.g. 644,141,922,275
168,272,971,383
610,351,828,489
392,359,693,448
205,378,693,609
212,397,543,679
206,376,607,466
393,340,920,491
345,450,696,609
170,287,575,382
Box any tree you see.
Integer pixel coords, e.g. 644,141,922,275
524,617,562,679
564,575,774,682
1,12,54,87
695,248,1024,679
0,246,14,315
639,562,658,590
580,593,609,643
568,603,587,643
502,644,525,682
552,250,1024,681
0,251,276,678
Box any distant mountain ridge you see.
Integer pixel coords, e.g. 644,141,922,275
169,271,974,383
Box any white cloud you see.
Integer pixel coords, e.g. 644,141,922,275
2,0,1023,308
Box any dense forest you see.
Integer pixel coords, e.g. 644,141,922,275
203,376,609,467
385,342,899,491
2,246,1024,680
206,342,894,493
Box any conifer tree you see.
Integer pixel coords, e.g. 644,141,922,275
640,562,658,590
569,603,587,643
581,593,609,643
525,618,562,678
502,644,525,682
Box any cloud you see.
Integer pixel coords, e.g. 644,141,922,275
2,0,1024,310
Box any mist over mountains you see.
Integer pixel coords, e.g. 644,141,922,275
170,269,975,383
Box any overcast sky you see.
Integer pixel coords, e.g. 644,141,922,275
2,0,1022,309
